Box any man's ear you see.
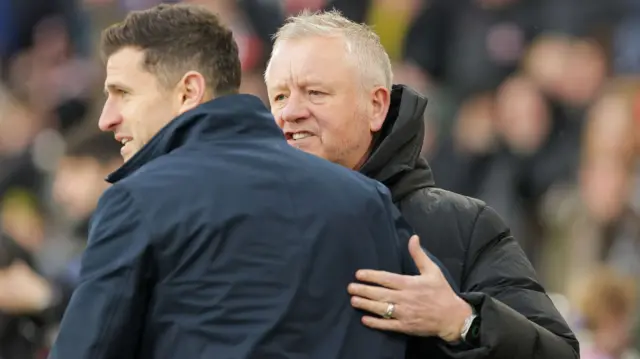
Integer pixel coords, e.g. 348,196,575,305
369,86,391,132
175,71,208,114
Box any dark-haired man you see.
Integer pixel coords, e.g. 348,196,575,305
49,4,428,359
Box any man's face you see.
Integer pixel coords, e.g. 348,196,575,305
99,47,180,162
265,36,387,169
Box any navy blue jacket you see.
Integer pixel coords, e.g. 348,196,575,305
49,95,424,359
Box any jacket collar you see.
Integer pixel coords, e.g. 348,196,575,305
359,85,435,202
106,94,281,184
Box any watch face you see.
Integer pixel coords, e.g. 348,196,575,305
470,320,480,337
468,317,481,345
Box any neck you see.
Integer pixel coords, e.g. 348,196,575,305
352,149,371,171
351,138,376,171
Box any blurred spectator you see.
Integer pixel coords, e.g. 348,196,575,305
540,80,639,293
0,188,48,359
0,131,120,359
495,75,551,156
0,90,46,201
403,0,540,101
573,266,639,359
524,35,607,107
52,130,121,231
1,0,96,134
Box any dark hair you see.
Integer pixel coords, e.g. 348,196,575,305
66,131,122,165
100,4,242,96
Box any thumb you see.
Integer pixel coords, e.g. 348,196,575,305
408,235,435,274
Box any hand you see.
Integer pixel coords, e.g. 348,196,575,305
348,235,473,342
0,261,53,314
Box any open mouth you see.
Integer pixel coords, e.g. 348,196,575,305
286,131,313,141
115,135,133,146
115,136,133,157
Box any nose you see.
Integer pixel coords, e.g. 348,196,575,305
98,99,122,132
276,95,311,127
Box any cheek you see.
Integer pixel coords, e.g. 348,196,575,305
126,98,167,138
314,106,360,145
120,101,138,126
272,109,284,129
125,109,144,137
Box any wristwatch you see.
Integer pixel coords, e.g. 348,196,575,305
460,307,481,346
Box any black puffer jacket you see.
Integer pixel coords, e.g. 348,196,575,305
359,85,579,359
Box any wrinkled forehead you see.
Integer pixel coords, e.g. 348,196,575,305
265,37,357,89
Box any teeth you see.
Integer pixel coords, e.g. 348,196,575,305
121,139,130,145
292,132,311,140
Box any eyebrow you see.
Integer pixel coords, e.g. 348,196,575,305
268,81,287,90
104,83,133,95
270,79,327,90
301,78,325,86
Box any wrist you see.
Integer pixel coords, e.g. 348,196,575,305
440,297,473,342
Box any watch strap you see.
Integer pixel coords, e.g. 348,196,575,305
460,307,478,342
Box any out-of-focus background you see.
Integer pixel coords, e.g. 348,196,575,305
0,0,639,358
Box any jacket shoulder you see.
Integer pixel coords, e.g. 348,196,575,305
396,187,509,285
399,187,487,227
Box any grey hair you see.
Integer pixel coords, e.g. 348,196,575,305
265,10,393,90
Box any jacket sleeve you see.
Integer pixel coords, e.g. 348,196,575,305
439,205,579,359
48,186,153,359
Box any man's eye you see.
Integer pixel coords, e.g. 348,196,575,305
274,94,286,101
309,90,323,96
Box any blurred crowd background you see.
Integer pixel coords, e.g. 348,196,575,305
0,0,639,358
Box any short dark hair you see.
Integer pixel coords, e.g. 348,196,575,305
100,4,242,95
66,131,121,165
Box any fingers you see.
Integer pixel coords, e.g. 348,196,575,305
355,269,411,290
348,283,398,302
348,283,401,319
351,296,400,319
361,316,405,332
